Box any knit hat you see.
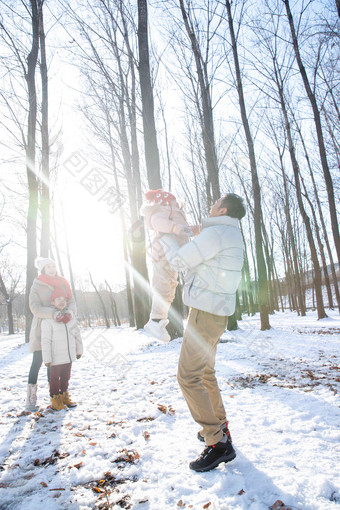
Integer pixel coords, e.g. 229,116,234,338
34,257,56,272
51,287,69,303
145,189,176,207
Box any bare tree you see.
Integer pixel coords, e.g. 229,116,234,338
89,272,110,329
38,0,50,257
137,0,162,189
0,258,23,335
25,0,40,342
177,0,221,205
283,0,340,268
224,0,270,329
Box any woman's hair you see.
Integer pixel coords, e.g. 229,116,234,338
220,194,246,220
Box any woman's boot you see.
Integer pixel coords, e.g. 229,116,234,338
25,384,38,412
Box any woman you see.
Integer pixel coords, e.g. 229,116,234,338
25,257,77,411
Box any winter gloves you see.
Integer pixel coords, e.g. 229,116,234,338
54,310,73,324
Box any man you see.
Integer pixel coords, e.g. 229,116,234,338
160,193,245,472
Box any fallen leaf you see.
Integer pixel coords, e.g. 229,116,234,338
34,459,40,466
113,449,140,464
269,501,285,510
143,431,150,441
203,503,211,509
238,489,245,495
89,442,97,446
40,482,48,487
157,404,167,414
137,416,155,422
177,500,186,507
68,462,82,470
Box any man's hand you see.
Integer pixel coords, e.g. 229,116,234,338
45,362,52,367
76,354,82,360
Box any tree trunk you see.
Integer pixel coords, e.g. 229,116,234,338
0,273,15,335
105,280,121,327
299,174,334,309
89,273,110,329
117,8,151,329
51,200,64,275
62,206,76,299
24,0,40,343
137,0,162,189
274,134,306,316
38,0,50,257
275,69,327,319
284,0,340,268
108,135,135,327
292,109,340,313
178,0,220,204
241,226,255,315
225,0,270,330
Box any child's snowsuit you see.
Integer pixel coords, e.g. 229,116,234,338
141,201,189,319
41,317,83,397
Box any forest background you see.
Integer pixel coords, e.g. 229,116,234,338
0,0,339,338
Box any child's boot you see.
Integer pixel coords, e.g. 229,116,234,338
62,391,77,408
51,394,67,411
25,383,39,412
144,319,171,343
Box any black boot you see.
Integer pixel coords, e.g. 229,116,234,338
190,437,236,472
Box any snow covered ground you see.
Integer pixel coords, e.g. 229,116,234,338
0,310,340,510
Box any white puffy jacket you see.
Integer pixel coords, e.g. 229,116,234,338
41,318,83,366
160,216,244,316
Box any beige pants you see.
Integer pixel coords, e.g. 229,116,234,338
150,259,178,320
177,308,228,446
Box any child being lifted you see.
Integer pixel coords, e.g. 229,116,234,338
141,189,193,342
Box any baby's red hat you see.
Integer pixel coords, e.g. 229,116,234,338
145,189,176,206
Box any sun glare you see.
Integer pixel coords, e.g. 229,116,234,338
54,174,125,287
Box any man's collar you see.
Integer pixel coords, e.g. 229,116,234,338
202,216,240,229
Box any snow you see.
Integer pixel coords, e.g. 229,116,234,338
0,310,340,510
